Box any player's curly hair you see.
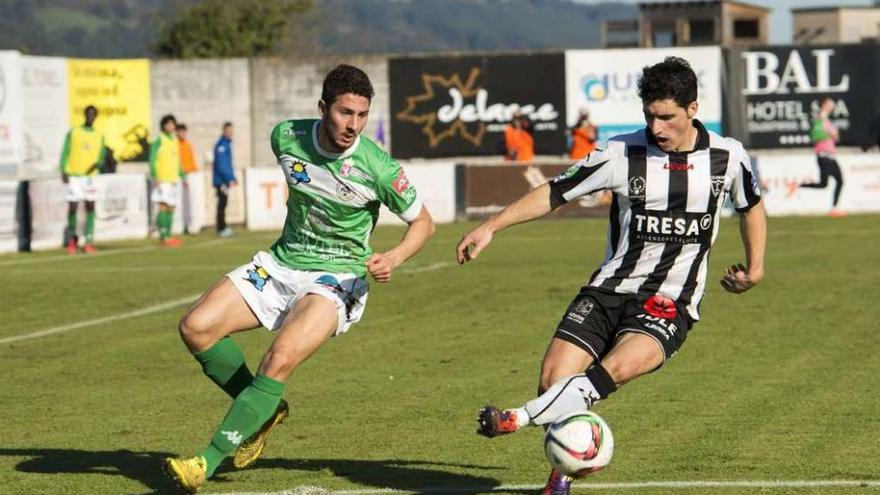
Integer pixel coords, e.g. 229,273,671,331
637,57,697,109
321,64,375,106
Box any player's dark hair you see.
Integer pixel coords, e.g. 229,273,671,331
84,105,97,115
637,57,698,109
321,64,374,106
176,123,187,131
160,114,177,128
223,121,232,129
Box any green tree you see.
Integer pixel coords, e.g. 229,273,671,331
155,0,311,58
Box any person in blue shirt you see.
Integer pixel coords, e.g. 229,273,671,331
213,122,237,237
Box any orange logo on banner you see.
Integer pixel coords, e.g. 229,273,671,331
396,67,486,148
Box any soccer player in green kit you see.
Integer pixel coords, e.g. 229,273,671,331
164,65,435,492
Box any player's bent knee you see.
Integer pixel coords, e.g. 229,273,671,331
178,311,215,351
258,349,297,381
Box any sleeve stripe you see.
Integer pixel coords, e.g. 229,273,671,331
549,160,609,201
398,196,423,223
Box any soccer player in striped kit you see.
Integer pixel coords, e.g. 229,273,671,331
457,57,767,495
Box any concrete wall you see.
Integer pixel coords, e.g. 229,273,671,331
249,55,390,168
150,58,252,226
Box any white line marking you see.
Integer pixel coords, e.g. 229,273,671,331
0,237,237,267
6,265,229,273
217,480,880,494
0,260,451,345
0,294,200,345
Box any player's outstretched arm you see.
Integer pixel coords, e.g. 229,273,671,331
368,206,435,283
721,199,766,293
456,183,555,264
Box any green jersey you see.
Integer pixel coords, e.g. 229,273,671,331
269,119,422,276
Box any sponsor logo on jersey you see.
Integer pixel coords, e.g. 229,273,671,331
711,175,725,196
288,160,311,185
336,182,356,201
664,162,693,171
340,159,373,182
281,128,307,137
245,265,271,291
393,170,410,194
629,176,646,198
632,210,713,244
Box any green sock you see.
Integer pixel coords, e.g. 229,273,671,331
157,211,169,240
199,374,284,476
167,209,176,237
194,338,255,399
85,211,95,244
67,211,77,232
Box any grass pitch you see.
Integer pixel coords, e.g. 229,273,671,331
1,215,879,495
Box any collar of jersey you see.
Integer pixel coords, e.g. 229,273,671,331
312,120,360,160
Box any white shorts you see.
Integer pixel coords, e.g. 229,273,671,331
227,251,369,336
151,182,179,207
65,175,97,202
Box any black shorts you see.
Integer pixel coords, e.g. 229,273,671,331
553,288,694,364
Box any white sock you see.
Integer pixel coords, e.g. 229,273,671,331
521,374,601,426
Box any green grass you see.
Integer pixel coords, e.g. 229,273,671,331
1,215,879,495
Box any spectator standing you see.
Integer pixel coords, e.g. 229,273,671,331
213,122,237,237
568,108,598,160
504,111,535,163
177,123,199,234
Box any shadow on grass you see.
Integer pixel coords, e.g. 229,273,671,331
0,448,527,495
0,448,179,494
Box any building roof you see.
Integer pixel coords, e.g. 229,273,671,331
638,0,770,12
791,6,880,13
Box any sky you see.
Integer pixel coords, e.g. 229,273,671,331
579,0,876,44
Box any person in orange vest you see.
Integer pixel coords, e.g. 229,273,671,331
60,105,105,254
569,108,598,160
504,111,535,162
177,123,199,234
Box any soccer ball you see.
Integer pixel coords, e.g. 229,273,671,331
544,410,614,477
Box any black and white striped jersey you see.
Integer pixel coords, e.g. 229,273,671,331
549,120,761,320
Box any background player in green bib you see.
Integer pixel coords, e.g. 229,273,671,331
59,105,105,254
150,114,184,246
164,65,436,492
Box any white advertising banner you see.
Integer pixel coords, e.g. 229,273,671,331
0,180,18,252
245,167,287,231
21,56,68,179
0,51,25,173
29,177,67,250
565,47,722,143
378,162,456,225
245,162,457,231
31,174,149,250
97,174,148,241
756,152,880,215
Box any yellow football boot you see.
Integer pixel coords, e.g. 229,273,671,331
164,455,207,493
233,399,290,469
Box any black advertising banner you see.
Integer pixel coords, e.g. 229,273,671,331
390,53,567,158
731,44,880,149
